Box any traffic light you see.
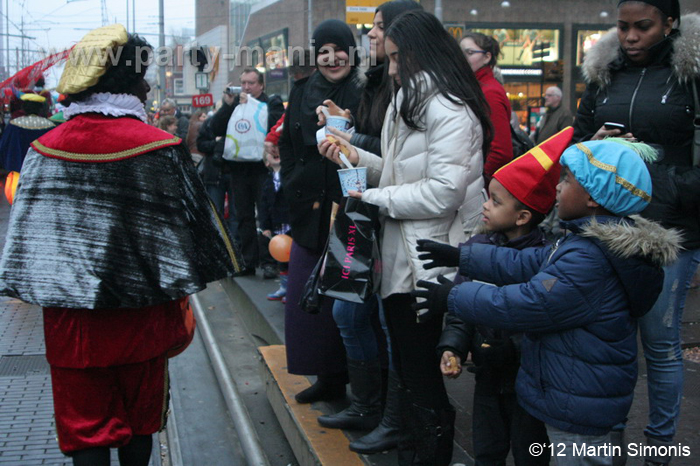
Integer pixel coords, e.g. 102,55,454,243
191,46,209,72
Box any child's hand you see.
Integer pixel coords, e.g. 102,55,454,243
440,351,462,378
416,239,460,269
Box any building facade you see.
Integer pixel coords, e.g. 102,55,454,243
195,0,700,129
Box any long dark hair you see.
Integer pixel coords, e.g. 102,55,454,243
66,34,152,103
356,0,423,136
385,10,492,155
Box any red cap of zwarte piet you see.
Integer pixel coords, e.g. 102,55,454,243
492,127,574,214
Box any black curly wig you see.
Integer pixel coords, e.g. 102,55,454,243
65,33,152,103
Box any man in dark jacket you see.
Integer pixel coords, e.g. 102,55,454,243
159,99,189,140
210,68,285,277
196,117,239,242
533,86,573,144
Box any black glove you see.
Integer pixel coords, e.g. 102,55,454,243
416,239,460,269
474,338,517,368
410,275,455,324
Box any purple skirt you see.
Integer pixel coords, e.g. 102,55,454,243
284,241,346,375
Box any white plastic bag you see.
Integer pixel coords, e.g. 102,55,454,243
223,96,268,162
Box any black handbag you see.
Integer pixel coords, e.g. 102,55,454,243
319,197,381,304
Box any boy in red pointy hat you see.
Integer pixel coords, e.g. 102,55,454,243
414,127,574,465
414,132,682,465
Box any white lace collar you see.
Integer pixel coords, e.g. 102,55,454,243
63,93,148,123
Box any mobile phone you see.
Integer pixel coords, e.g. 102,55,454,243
225,86,242,95
604,122,627,133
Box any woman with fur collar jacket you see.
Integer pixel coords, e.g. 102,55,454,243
573,2,700,464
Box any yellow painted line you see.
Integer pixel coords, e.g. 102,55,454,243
259,345,366,466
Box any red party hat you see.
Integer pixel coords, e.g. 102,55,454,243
493,126,574,214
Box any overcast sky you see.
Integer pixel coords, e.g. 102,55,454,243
4,0,195,85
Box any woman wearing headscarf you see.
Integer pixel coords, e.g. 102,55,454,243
0,25,239,466
314,1,424,456
279,19,364,403
573,2,700,463
321,10,492,465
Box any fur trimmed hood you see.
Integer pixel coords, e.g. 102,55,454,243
575,215,680,318
579,215,681,267
582,13,700,87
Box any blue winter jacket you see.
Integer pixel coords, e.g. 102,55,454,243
447,216,680,435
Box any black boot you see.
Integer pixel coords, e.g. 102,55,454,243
349,369,402,454
405,403,455,466
644,437,673,466
610,429,627,466
318,358,382,430
295,373,347,404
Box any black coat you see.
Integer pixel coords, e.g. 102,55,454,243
574,20,700,248
279,77,361,252
349,64,385,156
196,118,227,185
437,228,548,395
259,171,289,233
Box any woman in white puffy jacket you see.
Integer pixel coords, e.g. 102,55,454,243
319,10,492,465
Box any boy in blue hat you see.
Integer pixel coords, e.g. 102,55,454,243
414,139,681,465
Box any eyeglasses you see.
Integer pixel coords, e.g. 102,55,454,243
463,49,487,56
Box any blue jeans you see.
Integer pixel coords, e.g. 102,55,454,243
545,425,612,466
332,295,392,367
638,248,700,441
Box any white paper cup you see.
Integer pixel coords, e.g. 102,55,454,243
316,126,327,144
325,115,351,134
338,167,367,197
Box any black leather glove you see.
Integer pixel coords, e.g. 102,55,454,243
475,338,517,368
416,239,460,269
411,275,455,324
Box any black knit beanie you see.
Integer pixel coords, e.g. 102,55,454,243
617,0,680,20
312,19,357,63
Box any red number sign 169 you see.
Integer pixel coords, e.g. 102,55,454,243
192,93,213,107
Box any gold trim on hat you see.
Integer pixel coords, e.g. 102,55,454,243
56,24,129,95
575,143,652,203
530,146,554,171
32,137,181,162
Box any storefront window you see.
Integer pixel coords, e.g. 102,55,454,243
504,82,546,133
576,29,609,65
247,29,290,99
472,28,560,66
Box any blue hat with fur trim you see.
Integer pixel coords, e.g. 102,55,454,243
560,139,656,216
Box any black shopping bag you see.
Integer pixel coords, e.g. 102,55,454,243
319,197,381,303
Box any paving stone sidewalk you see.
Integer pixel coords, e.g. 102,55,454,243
0,297,69,465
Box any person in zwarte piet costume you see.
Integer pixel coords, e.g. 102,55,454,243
0,24,241,466
0,93,55,172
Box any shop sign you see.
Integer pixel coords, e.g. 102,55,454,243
192,93,214,108
444,23,465,40
346,0,383,25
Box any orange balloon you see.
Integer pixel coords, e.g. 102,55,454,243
4,171,19,205
269,234,292,263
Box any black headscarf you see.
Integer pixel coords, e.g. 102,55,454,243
300,20,363,145
617,0,681,21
